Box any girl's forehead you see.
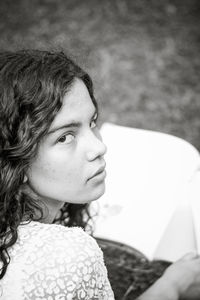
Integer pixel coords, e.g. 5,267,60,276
49,79,96,131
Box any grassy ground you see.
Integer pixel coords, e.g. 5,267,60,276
0,0,200,150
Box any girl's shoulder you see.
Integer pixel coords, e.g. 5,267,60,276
18,220,102,258
3,222,115,300
17,222,114,299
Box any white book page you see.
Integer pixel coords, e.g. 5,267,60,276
153,180,199,262
190,169,200,255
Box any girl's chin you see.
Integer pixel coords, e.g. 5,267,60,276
72,185,105,204
56,182,106,205
89,184,106,202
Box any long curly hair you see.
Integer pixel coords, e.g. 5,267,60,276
0,49,97,279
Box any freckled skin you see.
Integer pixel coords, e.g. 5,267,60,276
25,79,107,220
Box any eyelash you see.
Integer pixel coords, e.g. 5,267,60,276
57,117,98,144
57,133,75,144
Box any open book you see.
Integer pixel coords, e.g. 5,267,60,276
92,123,200,262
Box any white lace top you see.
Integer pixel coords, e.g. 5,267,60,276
0,221,115,300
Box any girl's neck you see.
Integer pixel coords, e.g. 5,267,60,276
22,183,65,224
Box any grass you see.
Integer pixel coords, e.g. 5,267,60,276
0,0,200,149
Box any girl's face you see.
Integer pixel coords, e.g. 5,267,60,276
26,79,107,217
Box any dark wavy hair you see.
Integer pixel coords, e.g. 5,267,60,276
0,49,97,279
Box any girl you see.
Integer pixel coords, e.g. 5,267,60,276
0,50,200,300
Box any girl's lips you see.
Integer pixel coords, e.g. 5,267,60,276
88,164,106,180
89,170,106,181
88,164,106,181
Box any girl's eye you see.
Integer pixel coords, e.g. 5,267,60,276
57,133,75,144
90,119,97,129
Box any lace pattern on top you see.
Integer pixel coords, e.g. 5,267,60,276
0,222,115,300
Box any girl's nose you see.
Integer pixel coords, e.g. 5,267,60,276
86,132,107,162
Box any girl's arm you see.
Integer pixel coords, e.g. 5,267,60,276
137,253,200,300
136,276,178,300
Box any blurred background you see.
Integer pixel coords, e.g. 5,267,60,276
1,0,200,150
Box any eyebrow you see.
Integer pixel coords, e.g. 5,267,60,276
47,109,98,135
